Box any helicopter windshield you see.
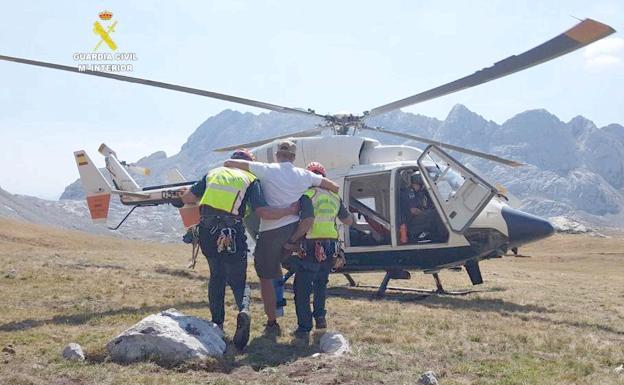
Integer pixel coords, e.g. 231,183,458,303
424,164,466,202
417,145,497,233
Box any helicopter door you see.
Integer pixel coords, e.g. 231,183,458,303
417,145,496,233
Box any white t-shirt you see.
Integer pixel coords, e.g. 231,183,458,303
249,161,323,231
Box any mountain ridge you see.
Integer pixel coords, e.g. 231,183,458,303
57,105,624,227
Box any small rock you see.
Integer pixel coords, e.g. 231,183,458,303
615,364,624,374
319,332,350,356
62,343,85,361
419,371,439,385
4,269,17,279
2,346,15,355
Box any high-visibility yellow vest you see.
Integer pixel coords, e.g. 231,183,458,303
304,187,341,239
198,167,256,216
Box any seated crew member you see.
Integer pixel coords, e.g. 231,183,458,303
400,173,437,242
178,148,297,350
283,162,353,337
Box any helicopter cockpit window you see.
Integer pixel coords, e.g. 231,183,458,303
396,167,449,244
345,172,391,247
424,165,465,203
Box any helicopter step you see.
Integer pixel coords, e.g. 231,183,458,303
351,269,480,298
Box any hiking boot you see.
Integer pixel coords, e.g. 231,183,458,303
314,316,327,329
264,320,281,337
292,328,311,340
233,311,251,350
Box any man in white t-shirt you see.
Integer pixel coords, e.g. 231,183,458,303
224,140,339,333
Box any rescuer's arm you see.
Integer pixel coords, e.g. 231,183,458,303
305,169,339,194
223,159,251,171
337,200,354,226
181,188,199,204
319,178,340,193
173,177,206,206
246,181,299,219
256,204,299,219
282,196,315,251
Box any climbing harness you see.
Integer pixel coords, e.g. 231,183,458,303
216,227,237,254
182,225,201,269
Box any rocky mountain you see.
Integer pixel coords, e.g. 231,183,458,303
60,105,624,228
1,187,183,242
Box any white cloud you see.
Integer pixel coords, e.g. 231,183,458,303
583,37,624,70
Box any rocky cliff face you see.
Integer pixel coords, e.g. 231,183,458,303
2,187,183,242
56,105,624,227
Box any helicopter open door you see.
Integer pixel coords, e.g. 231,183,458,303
417,145,497,233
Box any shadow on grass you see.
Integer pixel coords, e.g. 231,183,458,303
326,285,624,336
506,313,624,336
326,285,551,314
154,266,207,281
231,334,319,371
0,300,207,332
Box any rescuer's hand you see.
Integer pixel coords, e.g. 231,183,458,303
282,239,299,252
287,201,300,215
171,199,185,208
410,207,423,215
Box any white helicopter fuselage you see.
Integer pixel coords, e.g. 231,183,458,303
248,135,552,277
250,135,508,238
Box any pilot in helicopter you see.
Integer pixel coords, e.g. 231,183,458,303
400,172,439,243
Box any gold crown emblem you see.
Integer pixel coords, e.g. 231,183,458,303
99,10,113,20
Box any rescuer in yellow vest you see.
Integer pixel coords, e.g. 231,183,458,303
282,162,353,337
179,149,297,350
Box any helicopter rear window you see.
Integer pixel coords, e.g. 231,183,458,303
345,172,391,247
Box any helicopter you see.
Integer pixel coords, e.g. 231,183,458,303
0,18,615,296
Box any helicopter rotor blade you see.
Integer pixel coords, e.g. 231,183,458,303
0,54,324,119
214,126,327,152
360,125,523,167
364,18,615,117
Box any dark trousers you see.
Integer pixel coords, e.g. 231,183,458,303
292,240,335,332
199,220,249,326
407,209,436,239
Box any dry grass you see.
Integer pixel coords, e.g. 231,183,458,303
0,218,623,384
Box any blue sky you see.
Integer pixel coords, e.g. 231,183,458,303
0,0,622,199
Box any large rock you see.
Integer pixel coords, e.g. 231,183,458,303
106,308,225,365
319,332,350,356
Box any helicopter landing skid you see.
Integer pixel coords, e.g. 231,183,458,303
352,271,479,298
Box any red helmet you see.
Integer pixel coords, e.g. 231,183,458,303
231,148,255,161
306,161,326,177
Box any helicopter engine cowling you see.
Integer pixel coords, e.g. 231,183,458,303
360,145,423,165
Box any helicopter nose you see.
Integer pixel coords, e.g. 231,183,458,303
501,206,555,247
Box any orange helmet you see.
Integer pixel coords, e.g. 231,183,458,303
306,161,326,177
231,148,255,161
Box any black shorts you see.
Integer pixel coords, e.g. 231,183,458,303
253,222,298,279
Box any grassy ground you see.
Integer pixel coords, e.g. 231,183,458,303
0,218,623,384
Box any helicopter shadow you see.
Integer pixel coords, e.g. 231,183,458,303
325,285,553,315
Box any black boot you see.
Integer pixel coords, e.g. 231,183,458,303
233,310,251,350
315,316,327,329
